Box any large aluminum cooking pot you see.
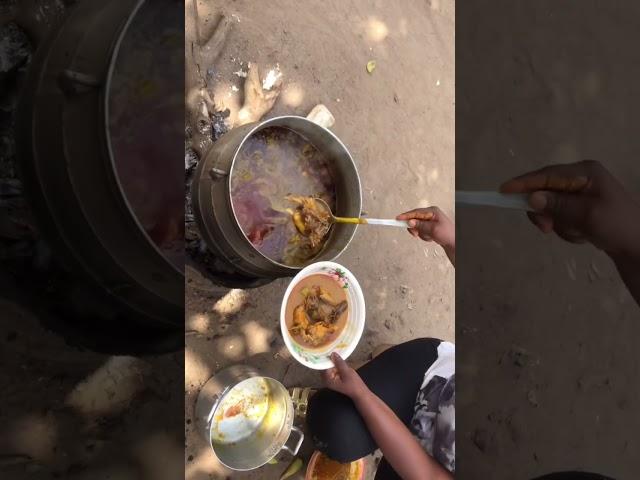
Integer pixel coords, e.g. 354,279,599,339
15,0,183,352
191,116,362,279
195,365,304,471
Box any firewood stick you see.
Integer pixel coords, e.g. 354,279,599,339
200,15,232,72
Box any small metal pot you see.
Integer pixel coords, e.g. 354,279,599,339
195,365,304,471
191,116,362,280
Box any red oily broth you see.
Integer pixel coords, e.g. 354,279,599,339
285,273,349,349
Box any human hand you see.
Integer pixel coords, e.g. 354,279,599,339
322,352,369,401
396,207,455,248
500,160,640,257
396,207,455,266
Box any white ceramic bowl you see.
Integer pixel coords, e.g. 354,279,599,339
280,261,366,370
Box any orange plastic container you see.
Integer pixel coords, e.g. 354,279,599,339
305,451,365,480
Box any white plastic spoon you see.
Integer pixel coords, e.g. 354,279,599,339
456,191,532,211
314,198,409,228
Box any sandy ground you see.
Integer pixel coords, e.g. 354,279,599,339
457,2,640,479
185,1,454,479
0,298,184,480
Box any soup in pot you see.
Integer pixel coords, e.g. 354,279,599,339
230,126,336,266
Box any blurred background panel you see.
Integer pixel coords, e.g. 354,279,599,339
457,1,640,478
1,1,184,479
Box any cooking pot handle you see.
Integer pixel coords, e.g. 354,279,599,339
203,147,230,180
58,69,102,95
281,425,304,456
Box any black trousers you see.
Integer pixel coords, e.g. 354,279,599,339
306,338,442,480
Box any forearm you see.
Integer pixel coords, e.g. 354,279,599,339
610,250,640,307
352,389,452,480
442,243,455,267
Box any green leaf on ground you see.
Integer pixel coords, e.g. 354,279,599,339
366,60,376,73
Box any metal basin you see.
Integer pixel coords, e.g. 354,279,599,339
195,365,303,471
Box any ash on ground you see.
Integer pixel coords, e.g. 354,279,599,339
184,107,240,280
1,21,32,179
1,21,37,263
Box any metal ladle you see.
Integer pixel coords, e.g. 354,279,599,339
311,198,409,228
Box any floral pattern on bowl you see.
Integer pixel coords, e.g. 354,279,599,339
324,266,349,289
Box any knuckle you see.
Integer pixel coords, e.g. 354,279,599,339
580,159,603,175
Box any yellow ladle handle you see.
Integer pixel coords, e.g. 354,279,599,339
332,216,368,225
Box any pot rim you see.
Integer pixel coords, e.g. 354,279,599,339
226,115,362,271
102,0,183,276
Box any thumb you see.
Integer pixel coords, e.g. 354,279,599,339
330,352,349,374
529,191,591,225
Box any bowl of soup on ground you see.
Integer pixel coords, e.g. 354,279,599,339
305,451,365,480
280,261,365,370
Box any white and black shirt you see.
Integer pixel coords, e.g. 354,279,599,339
410,341,455,474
